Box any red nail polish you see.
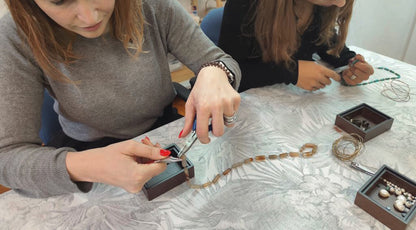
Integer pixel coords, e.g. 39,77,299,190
178,129,183,138
160,149,171,156
145,136,150,141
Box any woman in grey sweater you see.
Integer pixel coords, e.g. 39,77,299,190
0,0,241,198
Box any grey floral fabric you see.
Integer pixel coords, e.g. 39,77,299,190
0,47,415,229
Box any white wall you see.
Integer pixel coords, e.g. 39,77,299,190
347,0,416,65
404,20,416,64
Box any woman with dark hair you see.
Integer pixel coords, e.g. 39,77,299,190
219,0,374,92
0,0,241,197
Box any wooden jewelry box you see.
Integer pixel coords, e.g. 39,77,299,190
335,103,394,142
354,165,416,230
142,143,194,201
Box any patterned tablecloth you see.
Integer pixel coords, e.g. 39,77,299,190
1,47,415,229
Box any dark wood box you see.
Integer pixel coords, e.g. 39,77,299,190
354,165,416,230
143,144,194,201
335,103,393,142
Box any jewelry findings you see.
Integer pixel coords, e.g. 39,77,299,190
332,134,364,162
349,119,370,131
380,178,415,213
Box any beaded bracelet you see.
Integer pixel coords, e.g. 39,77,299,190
200,61,235,85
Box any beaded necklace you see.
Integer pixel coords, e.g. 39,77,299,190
341,67,412,102
180,143,318,189
341,67,400,87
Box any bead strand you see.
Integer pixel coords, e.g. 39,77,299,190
181,143,318,189
341,67,401,87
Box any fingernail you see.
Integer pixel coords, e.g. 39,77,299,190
145,136,150,141
160,149,171,156
141,139,145,143
178,129,183,138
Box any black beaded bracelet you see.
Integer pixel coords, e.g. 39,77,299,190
200,61,235,85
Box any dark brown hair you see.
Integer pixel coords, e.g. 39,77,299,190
254,0,354,68
5,0,145,82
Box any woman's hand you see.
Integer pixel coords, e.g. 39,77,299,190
65,139,170,193
181,66,241,144
341,54,374,85
297,60,341,91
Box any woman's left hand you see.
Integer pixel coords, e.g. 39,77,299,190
180,66,241,144
342,54,374,85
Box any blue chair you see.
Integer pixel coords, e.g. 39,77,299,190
200,7,224,45
40,90,61,145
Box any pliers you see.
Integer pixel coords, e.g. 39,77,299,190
177,119,212,158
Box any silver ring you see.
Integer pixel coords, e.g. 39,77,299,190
223,113,237,125
350,75,357,80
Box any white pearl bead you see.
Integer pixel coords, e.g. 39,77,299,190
394,200,405,212
405,201,413,209
379,189,390,198
397,195,407,202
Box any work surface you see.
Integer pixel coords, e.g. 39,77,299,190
1,47,415,229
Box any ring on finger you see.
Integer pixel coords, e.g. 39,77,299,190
223,113,237,125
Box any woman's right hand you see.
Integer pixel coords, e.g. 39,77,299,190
297,60,341,91
65,140,170,193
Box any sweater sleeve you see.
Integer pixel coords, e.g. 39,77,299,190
150,0,241,89
317,33,356,68
218,0,297,92
0,15,90,198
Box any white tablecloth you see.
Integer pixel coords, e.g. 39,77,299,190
1,47,415,230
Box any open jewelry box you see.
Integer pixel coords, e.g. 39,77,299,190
355,165,416,230
335,103,394,142
142,143,194,201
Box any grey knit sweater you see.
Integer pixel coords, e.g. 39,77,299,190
0,0,240,197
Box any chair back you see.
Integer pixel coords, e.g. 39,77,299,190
40,90,61,145
200,7,224,45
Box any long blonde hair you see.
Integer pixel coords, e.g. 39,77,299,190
5,0,145,82
254,0,354,69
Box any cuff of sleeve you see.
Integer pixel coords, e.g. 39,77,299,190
292,60,300,85
75,181,93,193
56,149,93,194
216,59,241,90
